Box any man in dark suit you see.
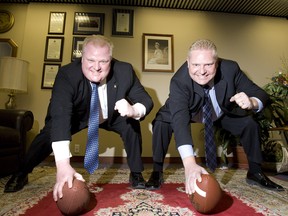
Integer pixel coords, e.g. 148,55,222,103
4,35,154,200
145,39,284,193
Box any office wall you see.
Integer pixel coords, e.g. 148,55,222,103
0,3,287,158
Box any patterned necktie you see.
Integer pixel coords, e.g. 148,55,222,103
203,87,217,172
84,83,99,174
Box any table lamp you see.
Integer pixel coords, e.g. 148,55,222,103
0,57,29,109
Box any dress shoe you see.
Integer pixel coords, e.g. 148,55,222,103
129,172,146,189
246,171,284,191
4,173,28,193
145,171,164,190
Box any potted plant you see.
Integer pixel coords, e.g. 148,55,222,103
215,56,288,170
256,56,288,172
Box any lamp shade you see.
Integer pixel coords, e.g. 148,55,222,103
0,57,29,93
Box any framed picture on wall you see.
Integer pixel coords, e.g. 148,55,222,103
0,38,18,57
112,9,134,37
41,63,61,89
71,36,86,61
73,12,105,35
44,36,64,62
142,33,174,72
48,12,66,34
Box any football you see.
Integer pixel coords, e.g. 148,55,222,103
189,174,222,214
56,178,91,216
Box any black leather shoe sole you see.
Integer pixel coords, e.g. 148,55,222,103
4,174,28,193
246,173,285,192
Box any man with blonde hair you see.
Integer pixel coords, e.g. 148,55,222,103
146,39,284,193
5,35,154,200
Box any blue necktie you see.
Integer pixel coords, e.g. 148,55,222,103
84,83,99,174
203,87,217,172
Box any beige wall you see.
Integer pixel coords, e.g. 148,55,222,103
0,3,287,158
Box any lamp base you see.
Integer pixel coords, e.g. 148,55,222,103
5,93,16,109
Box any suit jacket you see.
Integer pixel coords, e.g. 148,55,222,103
155,59,269,148
44,58,153,142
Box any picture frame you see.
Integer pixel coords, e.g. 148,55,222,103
41,63,61,89
48,12,66,34
142,33,174,72
44,36,64,62
73,12,105,35
71,36,86,61
0,38,17,57
112,9,134,37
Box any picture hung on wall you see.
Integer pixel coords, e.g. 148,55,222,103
112,9,134,37
73,12,105,35
0,38,18,57
41,63,61,89
44,36,64,62
48,12,66,34
142,33,174,72
71,36,86,61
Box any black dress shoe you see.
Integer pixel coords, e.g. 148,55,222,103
145,171,164,190
129,172,146,189
246,171,284,191
4,173,28,193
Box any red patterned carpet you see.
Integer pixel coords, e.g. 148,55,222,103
0,166,287,215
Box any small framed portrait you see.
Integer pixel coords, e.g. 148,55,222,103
41,63,61,89
71,36,86,61
142,33,174,72
48,12,66,34
44,36,64,62
112,9,134,37
73,12,105,35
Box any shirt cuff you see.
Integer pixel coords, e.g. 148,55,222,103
177,144,194,159
52,140,72,162
251,97,263,112
132,103,146,120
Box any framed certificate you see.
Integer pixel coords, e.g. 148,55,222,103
41,63,61,89
48,12,66,34
112,9,134,37
44,36,64,62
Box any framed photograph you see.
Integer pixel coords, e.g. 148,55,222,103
44,36,64,62
112,9,134,37
73,12,104,35
142,33,174,72
48,12,66,34
41,63,61,89
71,36,86,61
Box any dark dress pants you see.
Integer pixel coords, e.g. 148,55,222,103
21,116,144,175
152,114,263,165
101,117,144,172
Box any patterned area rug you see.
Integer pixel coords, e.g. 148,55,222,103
0,166,287,215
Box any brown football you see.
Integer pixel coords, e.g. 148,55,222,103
189,174,222,214
56,179,91,216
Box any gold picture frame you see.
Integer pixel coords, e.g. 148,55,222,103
142,33,174,72
0,38,18,57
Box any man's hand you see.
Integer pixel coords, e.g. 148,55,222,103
53,159,85,201
114,99,138,118
230,92,258,110
182,156,209,195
